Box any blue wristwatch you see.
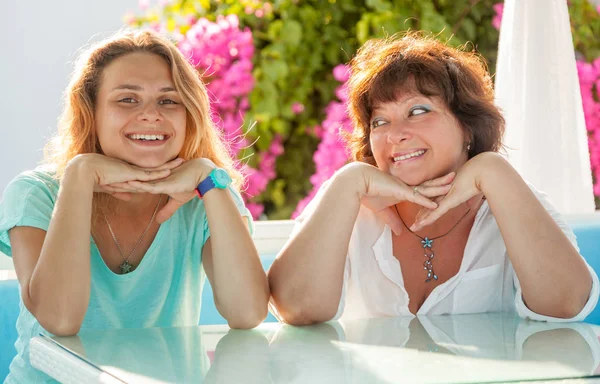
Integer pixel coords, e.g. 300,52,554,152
196,168,232,198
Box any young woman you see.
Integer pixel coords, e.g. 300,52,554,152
269,32,598,324
0,30,269,383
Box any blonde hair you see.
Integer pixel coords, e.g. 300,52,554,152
44,29,243,217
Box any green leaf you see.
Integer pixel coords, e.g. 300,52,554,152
356,15,371,44
281,20,303,47
271,118,288,134
270,179,287,208
267,20,283,41
263,59,289,82
461,18,476,41
366,0,392,12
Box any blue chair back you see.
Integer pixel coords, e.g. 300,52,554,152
0,279,19,381
569,216,600,324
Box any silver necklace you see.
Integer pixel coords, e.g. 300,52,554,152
394,205,471,283
102,196,163,274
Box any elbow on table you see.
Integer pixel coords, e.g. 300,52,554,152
525,287,591,320
556,293,590,319
541,301,586,320
23,293,84,336
224,296,269,329
37,315,82,337
271,297,337,326
227,308,268,329
556,277,594,319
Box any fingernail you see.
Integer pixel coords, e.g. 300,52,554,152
410,224,418,231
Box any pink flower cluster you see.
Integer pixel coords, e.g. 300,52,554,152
293,65,353,218
577,59,600,195
177,14,255,156
492,2,504,30
242,135,285,218
168,14,282,218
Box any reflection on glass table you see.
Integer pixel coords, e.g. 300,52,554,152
28,313,600,383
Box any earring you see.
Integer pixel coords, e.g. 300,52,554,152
466,142,471,151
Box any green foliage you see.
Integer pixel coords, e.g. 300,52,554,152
129,0,599,217
570,0,600,61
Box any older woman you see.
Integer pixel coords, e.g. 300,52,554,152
268,32,599,324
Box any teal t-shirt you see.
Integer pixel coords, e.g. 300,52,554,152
0,169,252,384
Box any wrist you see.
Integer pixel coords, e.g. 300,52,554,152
476,152,513,195
64,154,96,188
193,158,217,186
332,162,370,198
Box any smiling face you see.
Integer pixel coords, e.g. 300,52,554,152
94,52,187,168
369,92,469,186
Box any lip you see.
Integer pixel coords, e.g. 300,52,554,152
390,149,428,165
391,149,428,157
125,131,171,137
125,131,171,147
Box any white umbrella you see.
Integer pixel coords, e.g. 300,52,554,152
494,0,595,213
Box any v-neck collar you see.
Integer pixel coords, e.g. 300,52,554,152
370,199,490,315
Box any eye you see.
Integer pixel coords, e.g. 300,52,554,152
408,104,431,117
370,118,388,129
118,97,137,104
159,99,178,105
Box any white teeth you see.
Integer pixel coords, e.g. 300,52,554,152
128,134,165,141
393,150,425,162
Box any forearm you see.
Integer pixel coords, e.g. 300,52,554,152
481,154,591,318
268,168,361,324
28,160,93,334
204,189,269,328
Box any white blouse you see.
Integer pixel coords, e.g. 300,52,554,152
294,182,599,323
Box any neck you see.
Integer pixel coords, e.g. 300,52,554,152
394,198,478,237
109,193,164,218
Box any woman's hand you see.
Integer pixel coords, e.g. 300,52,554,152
116,158,217,223
69,154,183,201
340,162,453,235
411,152,499,231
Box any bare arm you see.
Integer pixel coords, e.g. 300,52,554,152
414,152,593,319
268,163,444,325
10,159,95,336
480,155,592,318
268,170,362,325
202,189,270,329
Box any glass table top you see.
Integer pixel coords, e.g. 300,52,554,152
36,313,600,383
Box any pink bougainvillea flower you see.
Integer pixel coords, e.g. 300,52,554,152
492,2,504,30
291,102,305,114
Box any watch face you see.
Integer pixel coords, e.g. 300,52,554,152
213,168,232,187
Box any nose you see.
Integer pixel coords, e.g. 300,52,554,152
137,103,163,123
386,121,412,144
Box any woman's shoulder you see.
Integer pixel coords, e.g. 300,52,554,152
4,167,60,199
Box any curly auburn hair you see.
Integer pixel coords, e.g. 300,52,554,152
345,31,505,165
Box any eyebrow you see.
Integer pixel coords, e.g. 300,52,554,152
111,84,177,92
372,96,424,113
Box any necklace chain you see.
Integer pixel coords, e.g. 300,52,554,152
102,196,163,274
393,204,471,282
393,205,471,241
